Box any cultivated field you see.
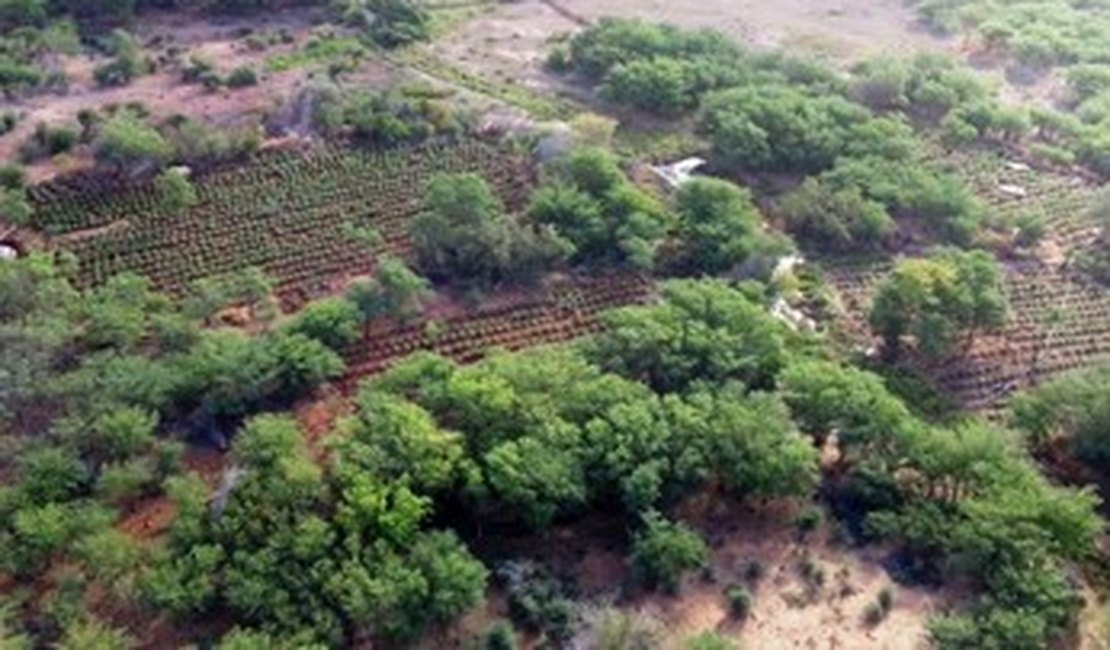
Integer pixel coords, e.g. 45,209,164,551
826,148,1108,413
32,139,533,306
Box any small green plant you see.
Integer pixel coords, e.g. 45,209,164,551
685,631,739,650
724,583,752,619
226,66,258,88
483,620,517,650
0,164,25,190
793,506,823,538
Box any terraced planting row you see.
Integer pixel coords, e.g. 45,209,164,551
339,273,656,388
938,148,1100,251
826,261,1110,411
31,140,536,303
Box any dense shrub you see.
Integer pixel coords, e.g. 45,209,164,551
630,511,708,592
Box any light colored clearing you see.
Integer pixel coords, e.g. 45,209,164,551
631,500,943,649
1079,583,1110,650
0,10,393,182
557,0,950,62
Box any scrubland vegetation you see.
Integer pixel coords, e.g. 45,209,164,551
2,1,1110,649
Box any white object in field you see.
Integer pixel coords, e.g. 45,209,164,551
650,157,706,189
1005,161,1031,172
210,465,246,520
0,244,17,260
998,183,1028,198
772,253,805,282
771,296,816,332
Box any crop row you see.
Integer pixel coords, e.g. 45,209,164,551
825,260,1110,411
938,146,1100,249
339,273,657,389
35,140,536,301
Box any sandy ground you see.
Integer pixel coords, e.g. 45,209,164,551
430,0,1064,118
643,499,943,649
0,8,394,182
559,0,945,59
447,498,948,649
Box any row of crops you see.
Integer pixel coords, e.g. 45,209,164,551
33,140,536,302
819,147,1110,412
938,147,1101,250
825,260,1110,413
339,272,656,388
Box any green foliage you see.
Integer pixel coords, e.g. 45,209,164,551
563,17,836,117
818,156,984,246
285,296,361,351
505,569,577,643
345,256,431,335
579,607,666,649
364,0,430,47
671,177,789,275
154,168,197,211
675,386,819,499
93,112,172,175
19,121,79,162
226,65,258,88
869,249,1008,360
725,583,752,618
701,85,882,174
144,413,488,645
1011,364,1110,464
630,511,708,592
413,173,567,287
686,631,740,650
334,388,463,493
603,56,697,115
852,54,988,119
591,279,786,392
314,86,463,146
778,177,894,254
528,148,668,269
482,620,518,650
56,617,134,650
779,358,917,456
93,30,147,87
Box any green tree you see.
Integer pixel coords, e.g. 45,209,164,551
155,168,197,211
286,297,360,352
335,389,463,493
779,359,917,458
671,176,788,275
411,174,517,287
529,148,668,269
366,0,431,47
56,617,134,650
700,85,876,173
591,279,786,392
778,178,894,254
630,511,708,592
603,57,694,115
93,112,172,176
678,386,818,499
869,250,1008,360
346,256,431,339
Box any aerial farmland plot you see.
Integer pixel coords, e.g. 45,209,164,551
4,1,1110,649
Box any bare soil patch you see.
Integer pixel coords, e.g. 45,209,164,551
0,9,394,182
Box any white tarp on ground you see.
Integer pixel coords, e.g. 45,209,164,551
650,157,707,189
